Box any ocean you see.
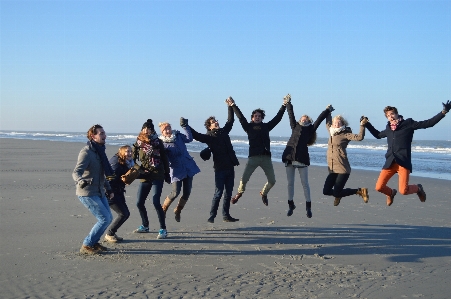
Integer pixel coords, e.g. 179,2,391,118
1,130,450,180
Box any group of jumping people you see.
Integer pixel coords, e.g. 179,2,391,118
72,95,450,255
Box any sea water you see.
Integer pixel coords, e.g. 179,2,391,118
1,131,450,180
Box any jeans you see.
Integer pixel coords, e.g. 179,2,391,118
210,168,235,218
107,191,130,236
167,176,194,201
323,173,357,198
78,195,113,247
238,155,276,195
136,180,166,229
375,162,419,196
286,165,311,202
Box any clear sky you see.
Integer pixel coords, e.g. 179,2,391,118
1,0,450,140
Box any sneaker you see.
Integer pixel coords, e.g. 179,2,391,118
134,225,150,233
157,229,168,239
287,201,296,217
357,188,369,203
207,216,215,223
114,234,123,241
93,243,108,251
386,189,397,206
334,197,341,206
260,192,268,206
79,245,100,255
223,215,239,222
104,234,118,243
417,184,426,202
231,193,242,204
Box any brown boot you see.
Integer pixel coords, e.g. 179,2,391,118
174,197,188,222
162,197,174,216
356,188,369,203
334,197,341,206
417,184,426,202
386,189,397,206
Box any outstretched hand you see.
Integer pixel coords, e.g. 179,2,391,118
283,94,291,106
326,104,335,112
180,117,188,127
442,100,451,113
360,116,369,126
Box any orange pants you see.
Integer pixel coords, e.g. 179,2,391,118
375,162,419,196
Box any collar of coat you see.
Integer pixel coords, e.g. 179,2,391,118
159,130,179,143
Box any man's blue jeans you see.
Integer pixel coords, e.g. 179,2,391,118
78,195,113,247
136,179,165,229
210,168,235,218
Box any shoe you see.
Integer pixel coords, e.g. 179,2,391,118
134,225,150,233
157,229,168,239
386,189,397,206
306,201,312,218
223,215,239,222
114,234,123,241
287,200,296,217
417,184,426,202
357,188,369,203
231,193,242,204
93,243,108,251
207,216,215,223
79,245,100,255
334,197,341,206
260,192,268,206
104,234,118,243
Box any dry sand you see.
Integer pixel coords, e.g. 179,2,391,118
1,138,451,298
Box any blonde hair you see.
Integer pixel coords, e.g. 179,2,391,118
332,115,348,127
158,122,171,132
117,145,132,165
299,114,313,124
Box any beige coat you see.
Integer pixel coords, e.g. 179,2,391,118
325,115,365,174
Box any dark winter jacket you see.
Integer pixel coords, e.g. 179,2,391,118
282,103,330,165
133,137,170,181
190,106,240,171
232,104,286,157
108,154,129,192
365,111,446,172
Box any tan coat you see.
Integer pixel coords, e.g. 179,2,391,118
325,115,365,174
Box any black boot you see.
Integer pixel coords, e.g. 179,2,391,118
306,201,312,218
287,200,296,216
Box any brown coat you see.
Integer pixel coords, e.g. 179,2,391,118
325,115,365,174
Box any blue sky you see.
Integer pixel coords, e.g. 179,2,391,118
1,0,450,140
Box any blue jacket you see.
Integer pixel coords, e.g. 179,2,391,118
160,126,200,182
366,111,446,172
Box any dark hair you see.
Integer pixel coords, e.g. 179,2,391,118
383,106,398,115
251,108,265,120
204,116,216,131
86,124,103,140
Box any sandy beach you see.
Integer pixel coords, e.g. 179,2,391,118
1,138,450,298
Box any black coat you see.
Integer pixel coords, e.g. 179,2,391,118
366,112,445,172
232,104,286,157
190,106,239,171
108,154,129,192
282,103,330,165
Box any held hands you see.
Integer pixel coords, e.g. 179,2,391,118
180,117,188,127
225,96,235,106
326,104,335,112
442,100,451,114
360,116,369,126
283,94,291,106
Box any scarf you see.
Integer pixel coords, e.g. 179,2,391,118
88,140,114,176
137,133,161,169
329,126,346,136
299,121,312,127
159,130,179,143
390,116,403,131
125,159,135,169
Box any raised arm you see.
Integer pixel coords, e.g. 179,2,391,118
313,105,333,131
190,125,212,144
179,117,194,143
222,104,235,134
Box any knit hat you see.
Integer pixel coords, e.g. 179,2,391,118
142,119,155,131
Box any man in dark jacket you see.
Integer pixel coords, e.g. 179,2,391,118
230,96,287,206
190,98,240,223
364,100,450,206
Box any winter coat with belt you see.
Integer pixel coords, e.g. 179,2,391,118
160,126,200,183
190,106,240,171
282,102,330,165
325,114,365,174
365,112,445,173
232,104,286,157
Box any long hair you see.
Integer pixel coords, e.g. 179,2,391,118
332,115,348,127
86,124,103,140
117,145,131,165
137,131,150,143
